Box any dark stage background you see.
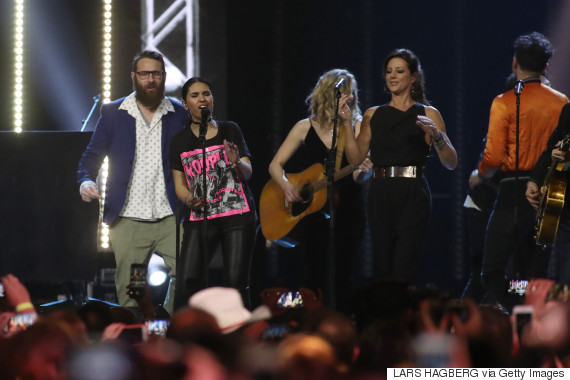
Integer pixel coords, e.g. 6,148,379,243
1,0,569,299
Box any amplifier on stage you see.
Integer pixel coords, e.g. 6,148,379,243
99,268,116,287
86,268,118,304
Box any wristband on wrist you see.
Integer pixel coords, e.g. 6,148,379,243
15,302,34,313
432,131,446,149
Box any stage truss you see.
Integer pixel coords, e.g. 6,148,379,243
140,0,197,96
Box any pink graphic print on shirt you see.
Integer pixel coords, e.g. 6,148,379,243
180,144,250,221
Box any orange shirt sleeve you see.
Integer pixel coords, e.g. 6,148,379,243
478,96,509,177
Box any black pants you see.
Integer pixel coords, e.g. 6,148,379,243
173,221,257,311
482,179,549,311
275,209,364,314
367,176,431,282
461,207,490,302
549,209,570,284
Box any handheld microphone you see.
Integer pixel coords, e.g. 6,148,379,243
199,106,210,138
334,77,346,90
514,80,524,96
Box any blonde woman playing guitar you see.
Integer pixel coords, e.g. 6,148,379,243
265,69,372,313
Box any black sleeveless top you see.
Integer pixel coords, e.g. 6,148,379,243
284,121,362,216
369,103,430,167
283,121,349,173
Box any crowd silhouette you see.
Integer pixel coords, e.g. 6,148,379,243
3,273,570,379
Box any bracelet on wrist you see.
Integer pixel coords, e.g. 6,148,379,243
15,302,34,313
229,160,241,170
432,131,446,149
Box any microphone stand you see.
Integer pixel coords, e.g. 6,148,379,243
323,87,342,310
199,110,209,288
80,94,101,132
513,81,523,280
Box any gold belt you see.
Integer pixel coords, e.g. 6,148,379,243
373,166,421,179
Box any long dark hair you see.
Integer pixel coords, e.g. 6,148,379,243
383,49,429,105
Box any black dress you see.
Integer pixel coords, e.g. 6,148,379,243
367,103,431,281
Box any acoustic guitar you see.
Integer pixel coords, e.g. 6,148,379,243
535,134,570,246
260,163,357,242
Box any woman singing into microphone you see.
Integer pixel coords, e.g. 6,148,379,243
170,77,257,311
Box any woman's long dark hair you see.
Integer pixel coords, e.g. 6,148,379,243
383,49,430,106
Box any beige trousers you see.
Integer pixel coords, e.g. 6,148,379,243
109,215,177,316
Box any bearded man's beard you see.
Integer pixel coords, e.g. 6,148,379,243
134,78,165,107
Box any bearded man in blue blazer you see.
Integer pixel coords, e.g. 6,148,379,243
78,50,187,316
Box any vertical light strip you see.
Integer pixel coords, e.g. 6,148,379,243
13,0,25,133
99,0,112,250
102,0,112,103
99,157,110,249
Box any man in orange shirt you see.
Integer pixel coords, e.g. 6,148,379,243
472,32,568,311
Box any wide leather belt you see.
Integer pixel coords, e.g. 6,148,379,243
373,165,421,179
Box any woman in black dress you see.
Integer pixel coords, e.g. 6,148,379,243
170,77,257,310
343,49,457,282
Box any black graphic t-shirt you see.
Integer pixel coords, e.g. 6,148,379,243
170,120,256,228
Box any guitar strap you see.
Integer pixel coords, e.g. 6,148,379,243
335,123,345,172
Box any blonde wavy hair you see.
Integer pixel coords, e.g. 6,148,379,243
306,69,362,128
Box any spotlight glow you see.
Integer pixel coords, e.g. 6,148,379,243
148,255,169,287
13,0,25,132
149,271,168,287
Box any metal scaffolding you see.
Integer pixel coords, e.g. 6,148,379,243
140,0,197,95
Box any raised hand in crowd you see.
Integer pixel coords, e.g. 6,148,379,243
1,274,35,313
524,278,556,320
101,322,128,341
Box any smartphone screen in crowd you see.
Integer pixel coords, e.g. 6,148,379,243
128,263,147,299
512,304,534,340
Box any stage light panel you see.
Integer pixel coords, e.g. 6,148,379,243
13,0,25,132
102,0,112,104
98,157,110,250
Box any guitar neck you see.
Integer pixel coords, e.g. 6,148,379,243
311,165,359,193
542,158,561,187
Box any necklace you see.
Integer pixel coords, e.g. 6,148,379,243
190,118,211,125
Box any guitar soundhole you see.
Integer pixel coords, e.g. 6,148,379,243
291,185,314,216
